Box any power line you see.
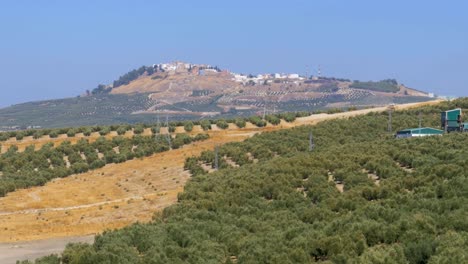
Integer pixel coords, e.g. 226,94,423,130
388,105,395,133
309,131,315,151
418,111,422,134
165,115,171,148
214,145,219,170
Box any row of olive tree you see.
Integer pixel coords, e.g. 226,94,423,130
0,110,331,142
0,133,209,197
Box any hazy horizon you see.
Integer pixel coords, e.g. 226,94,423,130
1,0,467,108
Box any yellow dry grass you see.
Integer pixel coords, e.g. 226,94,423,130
0,100,440,242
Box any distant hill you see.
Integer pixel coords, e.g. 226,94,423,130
0,62,434,129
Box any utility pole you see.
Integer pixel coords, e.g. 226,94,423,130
156,115,160,134
444,118,448,133
154,115,161,142
309,131,315,151
214,145,219,170
418,111,422,134
165,116,171,148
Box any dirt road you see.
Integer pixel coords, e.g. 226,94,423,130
0,235,94,264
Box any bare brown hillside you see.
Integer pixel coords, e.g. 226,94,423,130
107,68,431,116
111,71,238,96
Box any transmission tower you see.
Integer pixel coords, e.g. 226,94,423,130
418,111,422,134
387,104,395,133
165,115,172,148
156,115,161,130
309,131,315,151
155,115,161,134
153,115,161,142
214,145,219,170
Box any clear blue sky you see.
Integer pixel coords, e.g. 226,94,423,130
0,0,467,108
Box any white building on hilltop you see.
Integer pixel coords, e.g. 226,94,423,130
274,73,286,79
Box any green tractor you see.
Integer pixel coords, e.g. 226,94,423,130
441,108,465,133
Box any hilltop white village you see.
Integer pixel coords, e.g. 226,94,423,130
153,61,311,85
152,62,438,98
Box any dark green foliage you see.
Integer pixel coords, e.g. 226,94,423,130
234,118,246,128
66,128,77,137
327,108,344,114
43,98,468,264
172,134,193,149
99,127,111,136
116,126,128,135
249,116,267,127
193,133,209,142
183,121,194,132
350,79,399,93
32,130,44,139
278,112,296,122
200,120,212,131
91,84,111,95
150,126,160,134
0,133,9,141
191,89,213,97
133,124,144,135
17,254,61,263
317,83,340,93
49,131,59,138
0,93,156,129
215,119,229,129
265,115,281,125
15,131,25,141
113,66,148,88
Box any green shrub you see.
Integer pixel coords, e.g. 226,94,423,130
151,126,160,134
235,118,246,128
184,121,194,132
99,127,111,136
66,129,77,137
266,115,281,125
0,133,10,141
49,131,59,138
133,125,144,134
116,126,128,135
200,120,212,131
15,132,25,141
216,119,229,129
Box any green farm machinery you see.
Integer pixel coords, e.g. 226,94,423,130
441,108,467,133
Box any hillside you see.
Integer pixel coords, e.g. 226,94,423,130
0,99,459,261
0,62,434,130
15,98,468,264
0,102,437,245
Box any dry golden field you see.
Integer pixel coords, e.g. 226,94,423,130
0,101,440,242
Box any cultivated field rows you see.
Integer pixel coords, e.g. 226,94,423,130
0,101,440,242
